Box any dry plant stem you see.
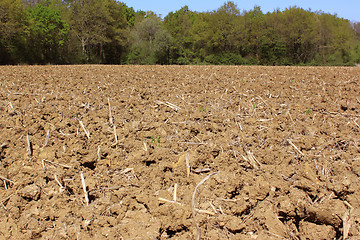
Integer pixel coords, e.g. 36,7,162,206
173,183,178,202
154,100,181,111
241,151,261,169
343,200,353,240
79,120,90,139
166,101,181,110
108,98,113,127
158,197,182,205
157,198,215,216
185,153,190,177
0,175,14,184
54,174,63,188
43,130,50,147
234,117,242,130
27,134,32,160
287,111,294,123
81,172,89,206
178,142,208,145
97,146,101,161
356,98,360,105
193,168,211,173
114,125,118,144
43,159,72,169
192,172,219,240
41,159,46,170
343,211,351,240
120,168,133,174
288,140,304,156
196,209,215,216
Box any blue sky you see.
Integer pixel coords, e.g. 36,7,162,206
123,0,360,22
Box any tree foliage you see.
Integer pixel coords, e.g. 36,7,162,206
0,0,26,63
1,1,359,65
26,4,69,63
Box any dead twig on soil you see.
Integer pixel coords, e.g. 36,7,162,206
0,175,14,184
356,98,360,105
192,172,219,240
241,151,261,169
54,174,65,193
26,133,32,160
0,143,7,149
185,154,191,178
113,125,118,145
288,140,304,156
79,120,90,139
343,201,353,240
178,142,208,145
108,98,113,127
173,183,178,202
80,172,89,206
43,130,50,147
353,120,360,129
143,142,148,152
158,197,182,205
324,111,360,118
234,117,242,130
154,100,181,111
97,146,101,161
43,159,72,169
158,197,215,216
192,168,211,174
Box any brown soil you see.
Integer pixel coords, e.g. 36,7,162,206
0,65,360,239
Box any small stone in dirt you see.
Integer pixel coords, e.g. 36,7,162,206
18,184,40,201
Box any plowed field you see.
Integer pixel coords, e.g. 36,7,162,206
0,65,359,239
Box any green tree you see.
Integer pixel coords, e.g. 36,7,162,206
102,1,134,63
207,2,241,53
164,6,196,64
67,0,111,63
259,10,288,65
128,15,171,64
243,6,264,62
315,13,357,65
203,2,246,64
26,4,69,63
0,0,26,64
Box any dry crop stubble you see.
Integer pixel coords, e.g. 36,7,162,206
0,65,359,239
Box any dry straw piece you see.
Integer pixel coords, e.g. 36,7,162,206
97,145,101,161
43,130,50,147
185,153,191,178
192,172,219,240
79,120,90,139
113,124,118,145
26,133,33,160
241,151,261,169
154,100,181,111
43,159,72,169
0,175,14,184
108,98,113,127
80,172,89,206
288,139,304,156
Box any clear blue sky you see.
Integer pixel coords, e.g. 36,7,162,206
122,0,360,22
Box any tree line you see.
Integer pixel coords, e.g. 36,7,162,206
1,0,360,65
